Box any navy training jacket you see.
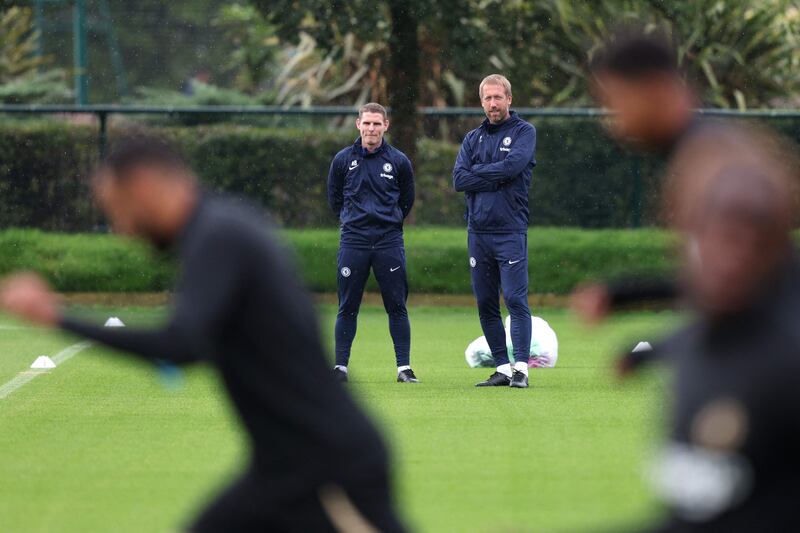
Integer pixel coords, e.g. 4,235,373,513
452,111,536,233
328,138,415,249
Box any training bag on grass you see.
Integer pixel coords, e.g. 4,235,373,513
464,316,558,368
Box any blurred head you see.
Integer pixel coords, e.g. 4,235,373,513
591,28,694,151
356,103,389,152
684,167,793,315
667,126,799,315
479,74,513,124
93,133,199,249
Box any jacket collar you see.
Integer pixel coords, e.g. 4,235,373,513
481,110,520,134
353,137,387,157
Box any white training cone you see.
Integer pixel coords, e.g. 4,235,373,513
104,317,125,327
632,341,653,353
31,356,56,369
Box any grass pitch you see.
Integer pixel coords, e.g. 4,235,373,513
0,303,678,532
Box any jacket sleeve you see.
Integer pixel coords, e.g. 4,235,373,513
607,276,679,309
471,125,536,181
398,154,415,219
327,153,345,216
60,226,243,365
453,135,497,193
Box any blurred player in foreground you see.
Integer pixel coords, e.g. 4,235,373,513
638,129,800,532
0,134,406,533
574,27,800,532
572,28,699,318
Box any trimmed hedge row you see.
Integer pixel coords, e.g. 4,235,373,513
0,121,99,230
0,227,678,294
5,117,800,231
0,118,666,230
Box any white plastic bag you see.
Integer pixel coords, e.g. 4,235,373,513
464,316,558,368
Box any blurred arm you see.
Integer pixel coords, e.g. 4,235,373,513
571,277,678,326
606,277,679,308
61,228,242,365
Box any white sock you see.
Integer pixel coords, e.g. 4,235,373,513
496,363,512,377
334,365,348,373
397,365,411,373
514,361,529,376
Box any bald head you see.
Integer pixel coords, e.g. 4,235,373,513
700,167,790,233
683,163,795,315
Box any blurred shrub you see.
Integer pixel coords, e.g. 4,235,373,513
168,125,347,226
0,7,72,104
0,121,97,230
0,227,678,294
0,229,175,292
0,117,672,230
289,226,677,294
126,81,268,126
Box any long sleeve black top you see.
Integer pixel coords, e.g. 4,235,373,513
61,194,387,499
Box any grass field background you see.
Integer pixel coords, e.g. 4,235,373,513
0,303,680,532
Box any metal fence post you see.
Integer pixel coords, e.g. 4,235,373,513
98,111,108,158
73,0,88,105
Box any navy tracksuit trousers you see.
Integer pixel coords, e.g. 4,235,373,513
468,233,531,367
335,246,410,367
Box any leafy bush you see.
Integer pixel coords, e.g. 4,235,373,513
0,69,73,104
0,227,678,294
0,118,670,230
0,121,97,230
7,115,800,231
0,7,72,104
0,229,175,292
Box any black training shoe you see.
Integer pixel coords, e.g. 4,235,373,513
510,370,529,388
397,369,419,383
475,371,511,387
333,367,348,383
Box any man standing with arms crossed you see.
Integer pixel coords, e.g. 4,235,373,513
453,74,537,389
328,103,418,383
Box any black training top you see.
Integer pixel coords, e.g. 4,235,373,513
643,254,800,532
61,193,388,499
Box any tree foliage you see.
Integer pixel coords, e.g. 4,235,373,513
0,6,71,103
249,0,800,110
501,0,800,109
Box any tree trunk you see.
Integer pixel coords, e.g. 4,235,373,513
387,1,420,167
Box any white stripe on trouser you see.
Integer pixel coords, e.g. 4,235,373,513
0,341,93,400
318,484,379,533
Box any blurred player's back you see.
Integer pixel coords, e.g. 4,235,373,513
650,253,800,531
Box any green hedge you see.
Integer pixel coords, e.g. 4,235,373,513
0,229,175,291
0,118,666,230
0,227,677,294
0,121,99,230
5,117,797,230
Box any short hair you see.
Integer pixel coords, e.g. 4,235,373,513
479,74,512,99
358,102,388,120
590,26,678,78
100,132,189,179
